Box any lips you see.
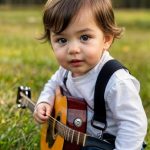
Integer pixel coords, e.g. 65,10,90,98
69,59,84,67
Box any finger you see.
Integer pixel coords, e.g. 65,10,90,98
38,108,49,119
34,113,48,123
34,116,46,124
34,108,48,123
41,104,51,117
45,105,51,117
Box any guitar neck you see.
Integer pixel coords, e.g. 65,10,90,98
20,92,35,112
55,119,87,146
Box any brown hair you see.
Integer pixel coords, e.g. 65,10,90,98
41,0,123,42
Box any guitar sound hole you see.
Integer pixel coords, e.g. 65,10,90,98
46,114,61,148
46,122,55,148
55,115,60,133
52,115,61,139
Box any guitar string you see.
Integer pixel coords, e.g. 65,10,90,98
46,115,86,145
40,118,77,143
47,116,83,139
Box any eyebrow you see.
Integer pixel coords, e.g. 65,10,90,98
51,28,94,36
76,28,94,34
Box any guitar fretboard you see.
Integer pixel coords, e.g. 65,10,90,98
48,116,86,146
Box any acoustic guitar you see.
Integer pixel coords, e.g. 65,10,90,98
16,86,114,150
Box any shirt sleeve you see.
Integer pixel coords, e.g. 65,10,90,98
36,67,66,107
106,72,147,150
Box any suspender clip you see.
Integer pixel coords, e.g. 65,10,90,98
91,117,107,131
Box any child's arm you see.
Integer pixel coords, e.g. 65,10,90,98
36,67,66,107
34,67,66,123
106,72,147,149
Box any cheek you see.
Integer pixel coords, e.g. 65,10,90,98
51,42,66,63
85,46,103,62
54,50,66,64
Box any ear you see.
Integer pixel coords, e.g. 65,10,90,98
103,34,114,50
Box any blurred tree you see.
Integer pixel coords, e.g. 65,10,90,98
0,0,47,4
112,0,150,8
112,0,123,8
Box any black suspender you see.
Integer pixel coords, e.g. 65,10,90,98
92,59,127,131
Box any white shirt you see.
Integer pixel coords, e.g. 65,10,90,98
37,51,147,150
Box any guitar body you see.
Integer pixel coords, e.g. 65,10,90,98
17,86,115,150
40,90,87,150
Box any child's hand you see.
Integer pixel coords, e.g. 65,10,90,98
33,102,52,124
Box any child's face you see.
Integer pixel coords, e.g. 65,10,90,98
50,6,113,77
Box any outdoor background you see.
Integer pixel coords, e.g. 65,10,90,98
0,0,150,149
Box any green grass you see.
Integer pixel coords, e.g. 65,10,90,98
115,9,150,29
0,7,150,149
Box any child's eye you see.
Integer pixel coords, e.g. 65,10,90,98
80,35,89,41
57,38,67,45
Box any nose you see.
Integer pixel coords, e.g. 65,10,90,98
67,41,80,55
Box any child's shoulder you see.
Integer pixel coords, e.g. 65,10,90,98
56,66,68,79
58,66,67,73
106,68,140,94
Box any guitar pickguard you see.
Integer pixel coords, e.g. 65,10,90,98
63,96,87,150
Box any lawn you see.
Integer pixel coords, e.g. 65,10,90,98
0,7,150,150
